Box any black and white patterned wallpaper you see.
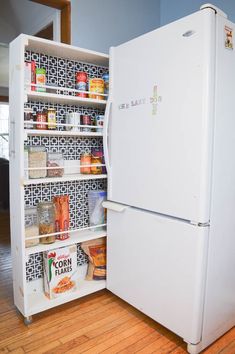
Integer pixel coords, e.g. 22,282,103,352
24,50,108,283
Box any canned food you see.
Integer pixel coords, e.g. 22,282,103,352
24,108,35,129
80,153,91,174
36,67,46,92
95,115,104,133
81,115,91,132
76,71,88,97
89,78,104,100
36,111,47,130
47,108,56,130
102,73,109,95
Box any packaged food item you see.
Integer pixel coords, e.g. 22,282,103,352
43,244,77,299
47,108,56,130
81,238,106,280
76,72,88,97
24,61,36,92
53,195,70,240
24,108,35,129
36,110,47,130
80,153,91,174
91,148,102,175
88,190,107,229
81,115,91,132
89,78,104,100
25,207,39,248
36,67,46,92
47,153,64,177
31,61,36,91
95,115,104,133
66,112,80,131
64,160,80,175
28,146,47,179
102,73,109,95
37,201,56,244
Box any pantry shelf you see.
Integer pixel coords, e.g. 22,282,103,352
25,229,107,256
26,279,106,316
25,129,103,137
27,91,107,108
23,173,107,185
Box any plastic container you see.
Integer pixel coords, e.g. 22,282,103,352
28,146,47,179
47,153,64,177
37,201,56,244
88,190,107,230
25,207,39,248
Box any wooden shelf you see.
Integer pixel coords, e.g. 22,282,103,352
24,173,107,185
26,279,106,316
25,229,107,256
27,91,107,108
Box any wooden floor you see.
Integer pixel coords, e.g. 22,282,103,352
0,211,234,354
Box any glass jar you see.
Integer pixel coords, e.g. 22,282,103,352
24,108,35,129
80,153,91,174
47,152,64,177
36,110,47,130
91,149,102,175
37,201,56,244
25,207,39,248
28,146,47,179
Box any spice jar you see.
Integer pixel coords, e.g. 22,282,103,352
81,115,91,132
91,149,102,174
80,153,91,174
37,202,56,244
28,146,47,179
25,207,39,248
47,108,57,130
24,108,35,129
36,110,47,130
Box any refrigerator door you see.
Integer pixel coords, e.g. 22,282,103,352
106,202,208,344
106,8,216,223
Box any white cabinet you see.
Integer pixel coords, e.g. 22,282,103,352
9,34,109,322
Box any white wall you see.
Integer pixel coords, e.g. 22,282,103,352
71,0,160,53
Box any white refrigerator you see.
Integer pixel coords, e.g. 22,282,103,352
103,4,235,354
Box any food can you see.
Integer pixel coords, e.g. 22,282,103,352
76,71,88,97
47,108,57,130
89,78,104,100
66,112,80,131
95,115,104,133
36,110,47,130
81,115,91,132
36,67,46,92
80,153,91,174
102,73,109,95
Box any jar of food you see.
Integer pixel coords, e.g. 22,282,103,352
95,115,104,133
66,112,80,131
47,108,57,130
28,146,47,179
80,153,91,174
89,78,104,100
36,67,46,92
24,108,35,129
37,201,56,244
81,115,91,132
47,152,64,177
25,207,39,248
36,110,47,130
91,149,102,174
76,72,88,97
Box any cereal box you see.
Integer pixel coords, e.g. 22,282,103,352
43,245,77,299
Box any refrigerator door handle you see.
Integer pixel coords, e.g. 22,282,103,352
103,99,112,175
103,201,128,213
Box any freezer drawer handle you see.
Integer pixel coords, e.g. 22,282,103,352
102,201,128,212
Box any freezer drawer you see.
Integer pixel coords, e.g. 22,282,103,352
106,204,208,344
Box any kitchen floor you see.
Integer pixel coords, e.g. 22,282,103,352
0,211,234,354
